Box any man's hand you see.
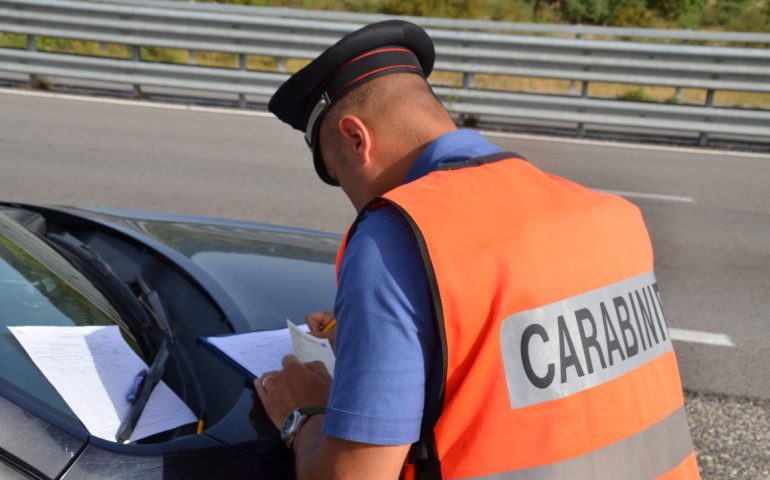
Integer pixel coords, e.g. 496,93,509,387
305,311,337,351
255,355,332,431
253,341,410,480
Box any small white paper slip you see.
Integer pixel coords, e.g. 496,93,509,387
287,319,336,377
8,325,197,443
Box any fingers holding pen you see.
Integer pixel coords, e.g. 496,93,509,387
305,311,335,334
305,311,337,351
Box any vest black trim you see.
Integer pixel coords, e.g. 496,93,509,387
436,151,525,171
378,199,446,480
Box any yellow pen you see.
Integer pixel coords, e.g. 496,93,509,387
321,315,337,333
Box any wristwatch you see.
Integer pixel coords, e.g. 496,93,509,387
280,406,326,449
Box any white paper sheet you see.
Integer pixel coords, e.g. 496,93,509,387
204,322,335,379
287,320,335,376
205,327,298,379
8,325,197,443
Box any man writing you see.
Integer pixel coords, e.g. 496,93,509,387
257,20,699,480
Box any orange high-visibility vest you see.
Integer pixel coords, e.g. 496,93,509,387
336,152,699,480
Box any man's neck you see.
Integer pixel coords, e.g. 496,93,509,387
352,123,457,212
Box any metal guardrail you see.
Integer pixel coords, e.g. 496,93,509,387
1,0,769,145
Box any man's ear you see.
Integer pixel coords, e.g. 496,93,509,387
338,115,373,166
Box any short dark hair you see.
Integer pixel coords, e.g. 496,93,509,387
318,73,449,157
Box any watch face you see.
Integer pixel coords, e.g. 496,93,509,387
281,410,302,442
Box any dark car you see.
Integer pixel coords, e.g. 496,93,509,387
0,202,340,479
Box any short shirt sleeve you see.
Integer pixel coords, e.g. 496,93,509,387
321,205,436,446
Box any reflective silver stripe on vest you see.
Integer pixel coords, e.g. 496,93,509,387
465,407,693,480
500,271,672,409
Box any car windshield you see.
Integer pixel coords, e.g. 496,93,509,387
0,213,128,421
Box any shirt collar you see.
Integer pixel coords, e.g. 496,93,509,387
404,129,500,184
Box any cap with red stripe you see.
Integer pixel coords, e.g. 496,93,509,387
268,20,435,186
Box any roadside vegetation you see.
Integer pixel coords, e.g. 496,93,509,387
1,0,769,108
210,0,770,32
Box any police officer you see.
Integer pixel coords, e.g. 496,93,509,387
257,20,699,480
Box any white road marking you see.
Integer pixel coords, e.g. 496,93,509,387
0,87,274,118
594,189,694,203
482,130,770,160
669,328,735,347
2,87,769,160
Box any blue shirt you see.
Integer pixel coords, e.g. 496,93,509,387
322,129,502,445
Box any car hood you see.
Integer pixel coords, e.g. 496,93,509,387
59,207,341,332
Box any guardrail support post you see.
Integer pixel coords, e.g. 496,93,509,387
577,80,590,137
458,72,476,125
699,88,715,145
462,72,475,90
278,57,286,73
677,39,688,102
132,46,142,98
238,53,247,108
27,35,38,86
188,50,196,65
568,34,583,94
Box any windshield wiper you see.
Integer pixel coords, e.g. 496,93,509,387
116,278,176,443
133,277,174,339
46,232,153,341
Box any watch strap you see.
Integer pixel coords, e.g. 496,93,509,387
297,406,326,417
283,406,326,449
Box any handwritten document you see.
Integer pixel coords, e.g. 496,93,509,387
8,325,197,443
203,321,335,379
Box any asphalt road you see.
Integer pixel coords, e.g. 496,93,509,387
1,89,769,402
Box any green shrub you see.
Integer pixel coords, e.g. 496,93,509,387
700,0,750,30
140,46,187,64
0,33,28,49
609,0,657,27
38,37,102,56
485,0,536,21
558,0,611,23
380,0,484,18
201,0,272,5
648,0,707,20
621,86,653,102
